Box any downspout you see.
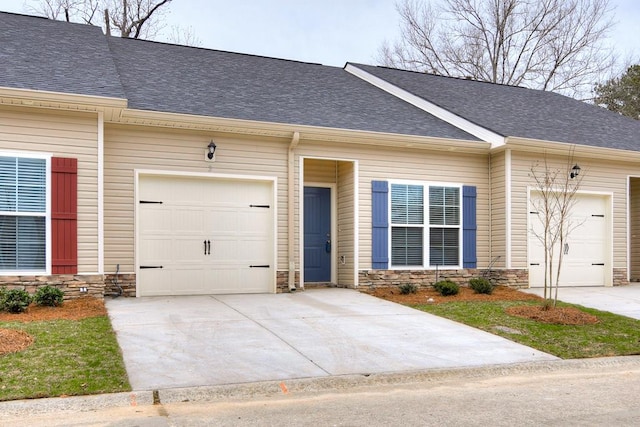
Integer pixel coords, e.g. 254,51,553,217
288,132,300,291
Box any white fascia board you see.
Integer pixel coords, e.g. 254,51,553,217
345,64,506,148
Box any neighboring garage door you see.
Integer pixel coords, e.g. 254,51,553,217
529,193,609,287
137,175,275,296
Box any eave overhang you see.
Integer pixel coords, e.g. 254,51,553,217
0,86,127,120
118,107,491,154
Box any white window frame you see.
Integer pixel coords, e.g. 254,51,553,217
388,180,463,270
0,150,51,275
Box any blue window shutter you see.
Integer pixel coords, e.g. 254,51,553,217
462,186,477,268
372,181,389,269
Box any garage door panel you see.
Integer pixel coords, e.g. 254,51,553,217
139,238,172,263
139,207,172,233
173,208,205,234
138,175,274,296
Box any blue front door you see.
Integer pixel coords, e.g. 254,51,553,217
304,186,331,282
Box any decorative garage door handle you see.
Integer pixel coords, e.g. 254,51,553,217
203,240,211,255
204,240,207,255
250,265,270,268
564,243,569,254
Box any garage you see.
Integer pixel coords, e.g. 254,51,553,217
136,174,275,296
528,193,610,287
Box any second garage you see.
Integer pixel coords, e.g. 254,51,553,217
528,192,610,287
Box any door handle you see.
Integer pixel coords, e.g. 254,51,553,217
207,240,211,255
204,240,207,255
564,243,569,255
325,239,331,253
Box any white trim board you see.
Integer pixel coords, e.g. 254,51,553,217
345,64,506,148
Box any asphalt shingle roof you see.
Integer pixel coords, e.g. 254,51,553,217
2,11,638,151
0,12,125,99
353,64,640,151
105,36,477,140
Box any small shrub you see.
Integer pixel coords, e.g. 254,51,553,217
0,286,7,309
469,278,494,295
34,285,64,307
433,280,459,296
399,283,418,295
2,289,32,313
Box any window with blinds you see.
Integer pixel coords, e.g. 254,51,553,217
0,156,47,271
390,183,460,268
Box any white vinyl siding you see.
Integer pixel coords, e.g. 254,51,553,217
296,141,489,272
0,106,99,273
390,182,461,268
0,155,48,272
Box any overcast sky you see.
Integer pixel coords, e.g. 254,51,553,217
1,0,638,68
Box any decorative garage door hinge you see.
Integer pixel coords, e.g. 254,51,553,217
140,265,164,269
250,204,270,208
139,200,163,204
249,265,270,268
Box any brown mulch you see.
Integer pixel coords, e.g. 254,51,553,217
364,285,598,325
0,328,34,356
0,297,107,323
506,305,599,325
0,297,107,356
364,285,543,305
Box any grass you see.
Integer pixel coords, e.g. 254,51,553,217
0,316,130,401
415,300,640,359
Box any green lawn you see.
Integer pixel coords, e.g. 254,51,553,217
0,316,130,401
415,300,640,359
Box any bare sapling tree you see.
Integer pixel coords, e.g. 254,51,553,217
529,148,584,307
28,0,172,39
379,0,616,99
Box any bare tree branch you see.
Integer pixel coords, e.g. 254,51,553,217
28,0,173,40
379,0,616,99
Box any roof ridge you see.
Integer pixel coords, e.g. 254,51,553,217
107,35,326,67
351,63,533,91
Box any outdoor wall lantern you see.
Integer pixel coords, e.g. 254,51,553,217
207,141,217,161
570,164,581,179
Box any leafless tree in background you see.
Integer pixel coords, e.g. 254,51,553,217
28,0,172,39
166,24,202,47
378,0,616,99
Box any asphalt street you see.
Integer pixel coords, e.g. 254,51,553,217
2,357,640,426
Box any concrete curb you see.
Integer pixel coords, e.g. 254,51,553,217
0,390,154,418
4,356,639,418
158,355,640,404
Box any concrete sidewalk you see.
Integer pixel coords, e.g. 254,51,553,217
522,284,640,319
106,289,556,391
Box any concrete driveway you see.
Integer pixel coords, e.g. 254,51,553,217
523,284,640,319
106,289,556,391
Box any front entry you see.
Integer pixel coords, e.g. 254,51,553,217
304,186,332,282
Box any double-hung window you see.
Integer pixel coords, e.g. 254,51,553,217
0,155,48,272
390,183,461,268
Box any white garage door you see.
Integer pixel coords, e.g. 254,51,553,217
529,193,609,287
137,175,275,296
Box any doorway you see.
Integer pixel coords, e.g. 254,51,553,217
304,186,332,282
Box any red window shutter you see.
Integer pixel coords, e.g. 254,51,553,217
51,157,78,274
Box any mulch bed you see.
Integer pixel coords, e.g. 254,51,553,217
506,305,599,325
0,297,107,323
0,329,34,356
364,285,599,325
0,297,108,356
